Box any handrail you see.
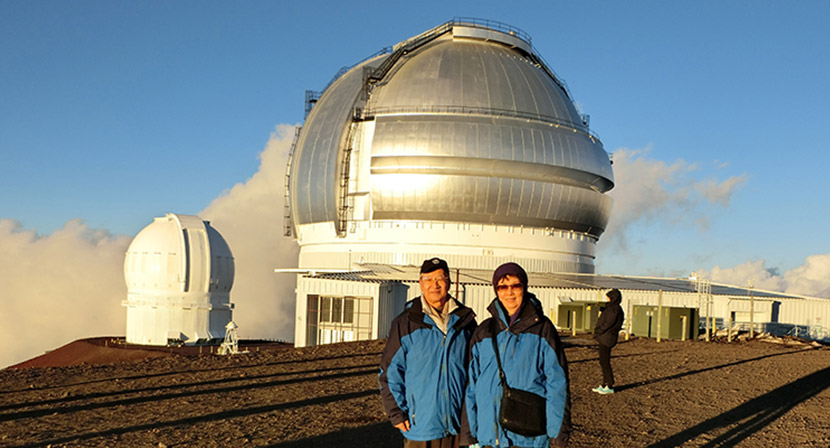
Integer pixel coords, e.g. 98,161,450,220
368,22,454,83
360,105,601,142
320,46,394,95
450,16,532,44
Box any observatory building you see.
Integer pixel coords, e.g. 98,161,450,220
285,19,613,346
283,19,830,348
123,213,234,345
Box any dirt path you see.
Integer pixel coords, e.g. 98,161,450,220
0,337,827,447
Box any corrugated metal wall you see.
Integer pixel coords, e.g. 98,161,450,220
376,282,410,339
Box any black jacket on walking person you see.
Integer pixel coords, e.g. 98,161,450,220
592,289,625,392
593,289,624,348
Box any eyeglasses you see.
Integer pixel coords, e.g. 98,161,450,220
496,283,524,293
420,275,448,286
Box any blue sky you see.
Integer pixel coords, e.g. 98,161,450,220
2,1,829,281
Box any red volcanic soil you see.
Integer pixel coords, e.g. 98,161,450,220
9,337,289,369
1,335,828,447
9,338,172,369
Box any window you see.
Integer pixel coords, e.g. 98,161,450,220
343,298,355,324
313,296,372,345
306,295,319,345
319,297,332,323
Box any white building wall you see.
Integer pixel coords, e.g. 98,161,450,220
295,275,830,347
297,221,598,274
776,297,830,327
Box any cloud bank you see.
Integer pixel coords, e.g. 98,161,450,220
703,255,830,299
603,146,748,249
0,219,131,368
199,123,299,342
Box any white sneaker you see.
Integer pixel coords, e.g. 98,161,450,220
591,385,605,393
597,385,615,394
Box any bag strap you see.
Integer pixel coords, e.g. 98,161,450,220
491,318,509,390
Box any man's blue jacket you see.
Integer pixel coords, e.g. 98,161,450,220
379,297,477,441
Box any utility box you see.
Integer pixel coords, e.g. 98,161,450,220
556,302,601,334
631,305,699,340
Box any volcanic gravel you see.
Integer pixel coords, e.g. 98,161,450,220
1,336,828,447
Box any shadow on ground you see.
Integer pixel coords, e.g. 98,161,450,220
269,422,401,448
647,366,830,447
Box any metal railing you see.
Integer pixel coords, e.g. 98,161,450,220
319,46,393,95
451,17,532,44
360,105,601,142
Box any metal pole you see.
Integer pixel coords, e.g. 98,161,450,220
681,315,687,341
749,285,755,339
705,281,711,342
657,290,663,343
709,279,715,338
570,311,576,337
727,313,733,342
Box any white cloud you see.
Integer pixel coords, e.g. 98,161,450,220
705,259,784,292
603,146,748,251
199,124,300,342
0,219,131,368
703,255,830,299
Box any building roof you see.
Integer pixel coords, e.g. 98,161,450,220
306,263,812,301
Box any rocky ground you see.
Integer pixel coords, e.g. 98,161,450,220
0,335,828,448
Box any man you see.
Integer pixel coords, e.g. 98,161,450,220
379,257,477,448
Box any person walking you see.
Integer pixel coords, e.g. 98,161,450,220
379,257,478,448
592,288,625,395
462,262,571,447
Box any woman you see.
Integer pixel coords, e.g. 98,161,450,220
462,262,571,447
592,288,625,395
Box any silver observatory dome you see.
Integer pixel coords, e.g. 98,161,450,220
288,19,614,273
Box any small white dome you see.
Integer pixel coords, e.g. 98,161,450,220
124,213,234,295
123,213,234,345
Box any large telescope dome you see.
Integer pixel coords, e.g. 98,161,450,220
287,19,613,273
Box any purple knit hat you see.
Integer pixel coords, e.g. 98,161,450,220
492,262,528,293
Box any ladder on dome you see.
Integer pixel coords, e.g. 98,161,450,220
336,120,359,237
283,126,302,237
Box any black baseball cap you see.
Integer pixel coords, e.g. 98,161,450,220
420,257,449,276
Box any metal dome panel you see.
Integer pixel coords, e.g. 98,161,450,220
290,56,386,227
366,39,582,127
